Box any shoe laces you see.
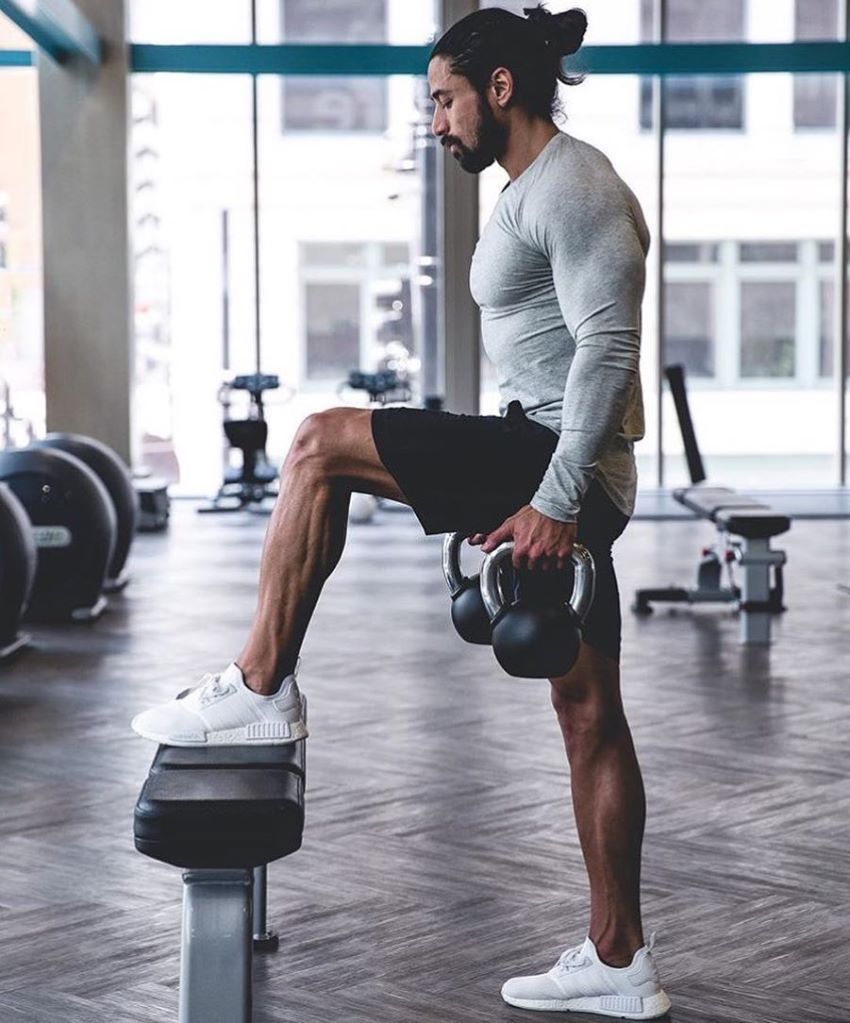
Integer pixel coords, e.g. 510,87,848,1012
197,672,228,706
554,946,589,973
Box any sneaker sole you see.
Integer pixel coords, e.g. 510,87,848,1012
501,991,671,1019
131,719,309,747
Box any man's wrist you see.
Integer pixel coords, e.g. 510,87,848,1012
530,497,578,524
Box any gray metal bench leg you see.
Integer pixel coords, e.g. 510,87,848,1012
179,869,253,1023
737,537,785,645
252,864,279,950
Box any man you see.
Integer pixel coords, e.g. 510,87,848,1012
133,6,670,1018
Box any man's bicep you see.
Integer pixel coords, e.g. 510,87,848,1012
546,210,646,342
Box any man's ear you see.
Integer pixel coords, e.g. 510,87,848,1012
488,66,514,109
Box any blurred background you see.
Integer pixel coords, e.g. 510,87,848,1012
0,0,846,497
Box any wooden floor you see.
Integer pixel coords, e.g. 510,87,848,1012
0,501,847,1023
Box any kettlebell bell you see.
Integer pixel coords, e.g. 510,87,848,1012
479,542,596,678
442,531,509,645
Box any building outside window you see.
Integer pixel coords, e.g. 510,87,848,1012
793,0,839,130
280,0,388,134
299,240,413,384
665,240,832,388
639,0,746,131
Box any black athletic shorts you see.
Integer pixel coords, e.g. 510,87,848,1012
370,399,631,663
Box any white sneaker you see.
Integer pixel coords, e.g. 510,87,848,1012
500,934,671,1019
131,662,309,747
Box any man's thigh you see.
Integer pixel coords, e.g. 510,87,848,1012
370,402,558,536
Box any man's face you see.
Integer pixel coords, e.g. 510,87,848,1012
427,56,506,174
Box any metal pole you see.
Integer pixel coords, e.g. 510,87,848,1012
654,0,667,488
838,0,849,485
416,77,442,404
252,864,279,950
251,0,262,375
222,209,231,372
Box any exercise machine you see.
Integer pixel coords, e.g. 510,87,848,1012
0,447,116,623
200,373,281,514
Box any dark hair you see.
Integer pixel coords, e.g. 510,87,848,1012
429,4,587,121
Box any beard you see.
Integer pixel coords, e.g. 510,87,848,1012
444,95,506,174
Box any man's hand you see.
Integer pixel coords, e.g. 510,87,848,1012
469,505,578,572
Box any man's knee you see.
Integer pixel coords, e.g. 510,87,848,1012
287,408,355,471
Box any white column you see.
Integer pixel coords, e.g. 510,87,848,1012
38,0,133,462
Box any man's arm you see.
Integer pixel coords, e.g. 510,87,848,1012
476,185,647,570
529,194,646,523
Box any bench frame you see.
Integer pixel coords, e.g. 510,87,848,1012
633,489,788,644
635,366,792,646
135,699,306,1023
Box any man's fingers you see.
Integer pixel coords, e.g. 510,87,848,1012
481,526,511,553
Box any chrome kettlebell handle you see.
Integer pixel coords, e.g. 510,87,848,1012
441,532,467,598
442,531,513,604
479,542,596,623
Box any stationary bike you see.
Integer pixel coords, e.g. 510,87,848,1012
199,373,282,513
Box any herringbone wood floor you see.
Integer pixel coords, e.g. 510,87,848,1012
0,502,847,1022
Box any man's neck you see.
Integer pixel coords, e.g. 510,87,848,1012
500,121,560,182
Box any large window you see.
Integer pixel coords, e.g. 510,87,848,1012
124,0,850,491
639,0,746,131
0,33,43,449
132,65,430,495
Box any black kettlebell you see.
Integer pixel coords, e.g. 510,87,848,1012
479,542,596,678
442,531,505,645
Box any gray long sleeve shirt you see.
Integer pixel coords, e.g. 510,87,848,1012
469,131,650,522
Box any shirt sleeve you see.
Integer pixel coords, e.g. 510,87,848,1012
527,191,646,523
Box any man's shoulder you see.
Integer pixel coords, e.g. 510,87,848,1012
541,133,624,195
520,135,627,228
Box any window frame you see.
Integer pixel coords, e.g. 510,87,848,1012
666,239,834,390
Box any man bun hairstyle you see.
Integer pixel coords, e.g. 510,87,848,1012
430,4,588,121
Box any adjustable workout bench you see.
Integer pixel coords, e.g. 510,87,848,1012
633,367,791,645
134,705,306,1023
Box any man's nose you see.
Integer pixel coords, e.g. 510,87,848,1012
431,107,447,137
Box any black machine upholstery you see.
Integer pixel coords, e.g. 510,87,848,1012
134,742,305,869
713,507,791,541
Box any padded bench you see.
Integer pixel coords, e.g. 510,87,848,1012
634,487,791,645
675,486,791,541
134,712,306,1023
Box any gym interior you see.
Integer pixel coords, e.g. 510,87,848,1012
0,2,848,1021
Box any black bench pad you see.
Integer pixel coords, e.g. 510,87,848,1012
673,486,790,539
134,743,305,869
714,507,791,540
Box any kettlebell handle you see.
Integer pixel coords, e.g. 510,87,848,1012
442,531,512,605
479,542,596,623
441,532,467,597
